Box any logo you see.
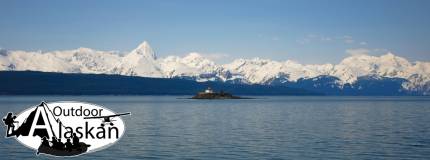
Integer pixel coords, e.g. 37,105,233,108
2,101,130,157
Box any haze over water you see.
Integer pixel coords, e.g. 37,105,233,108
1,96,429,159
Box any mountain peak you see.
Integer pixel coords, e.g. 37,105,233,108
184,52,203,59
137,41,150,49
381,52,396,59
380,52,398,62
131,41,156,59
77,47,94,53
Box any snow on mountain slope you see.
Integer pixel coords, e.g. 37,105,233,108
0,41,429,94
223,58,283,84
113,41,163,77
0,48,121,73
332,53,413,84
223,58,334,84
65,48,121,73
160,52,221,79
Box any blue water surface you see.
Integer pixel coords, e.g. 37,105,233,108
0,96,429,159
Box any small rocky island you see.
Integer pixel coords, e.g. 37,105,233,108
191,87,243,99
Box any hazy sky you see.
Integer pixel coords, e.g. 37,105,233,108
1,0,429,64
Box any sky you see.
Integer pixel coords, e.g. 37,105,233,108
1,0,429,64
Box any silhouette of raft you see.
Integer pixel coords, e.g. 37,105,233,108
37,142,90,156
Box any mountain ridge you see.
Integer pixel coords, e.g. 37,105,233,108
1,41,429,95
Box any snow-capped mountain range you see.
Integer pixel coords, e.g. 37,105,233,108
1,41,429,95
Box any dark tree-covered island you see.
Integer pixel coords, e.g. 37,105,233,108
191,87,244,99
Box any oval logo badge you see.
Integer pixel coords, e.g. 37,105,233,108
2,101,130,157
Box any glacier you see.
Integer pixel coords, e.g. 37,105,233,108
0,41,429,95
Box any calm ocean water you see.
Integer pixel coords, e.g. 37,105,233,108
0,96,429,159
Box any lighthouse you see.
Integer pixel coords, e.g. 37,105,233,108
204,87,214,93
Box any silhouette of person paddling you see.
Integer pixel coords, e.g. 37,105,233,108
51,137,58,149
41,137,49,147
2,112,18,137
65,138,73,152
72,133,80,148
